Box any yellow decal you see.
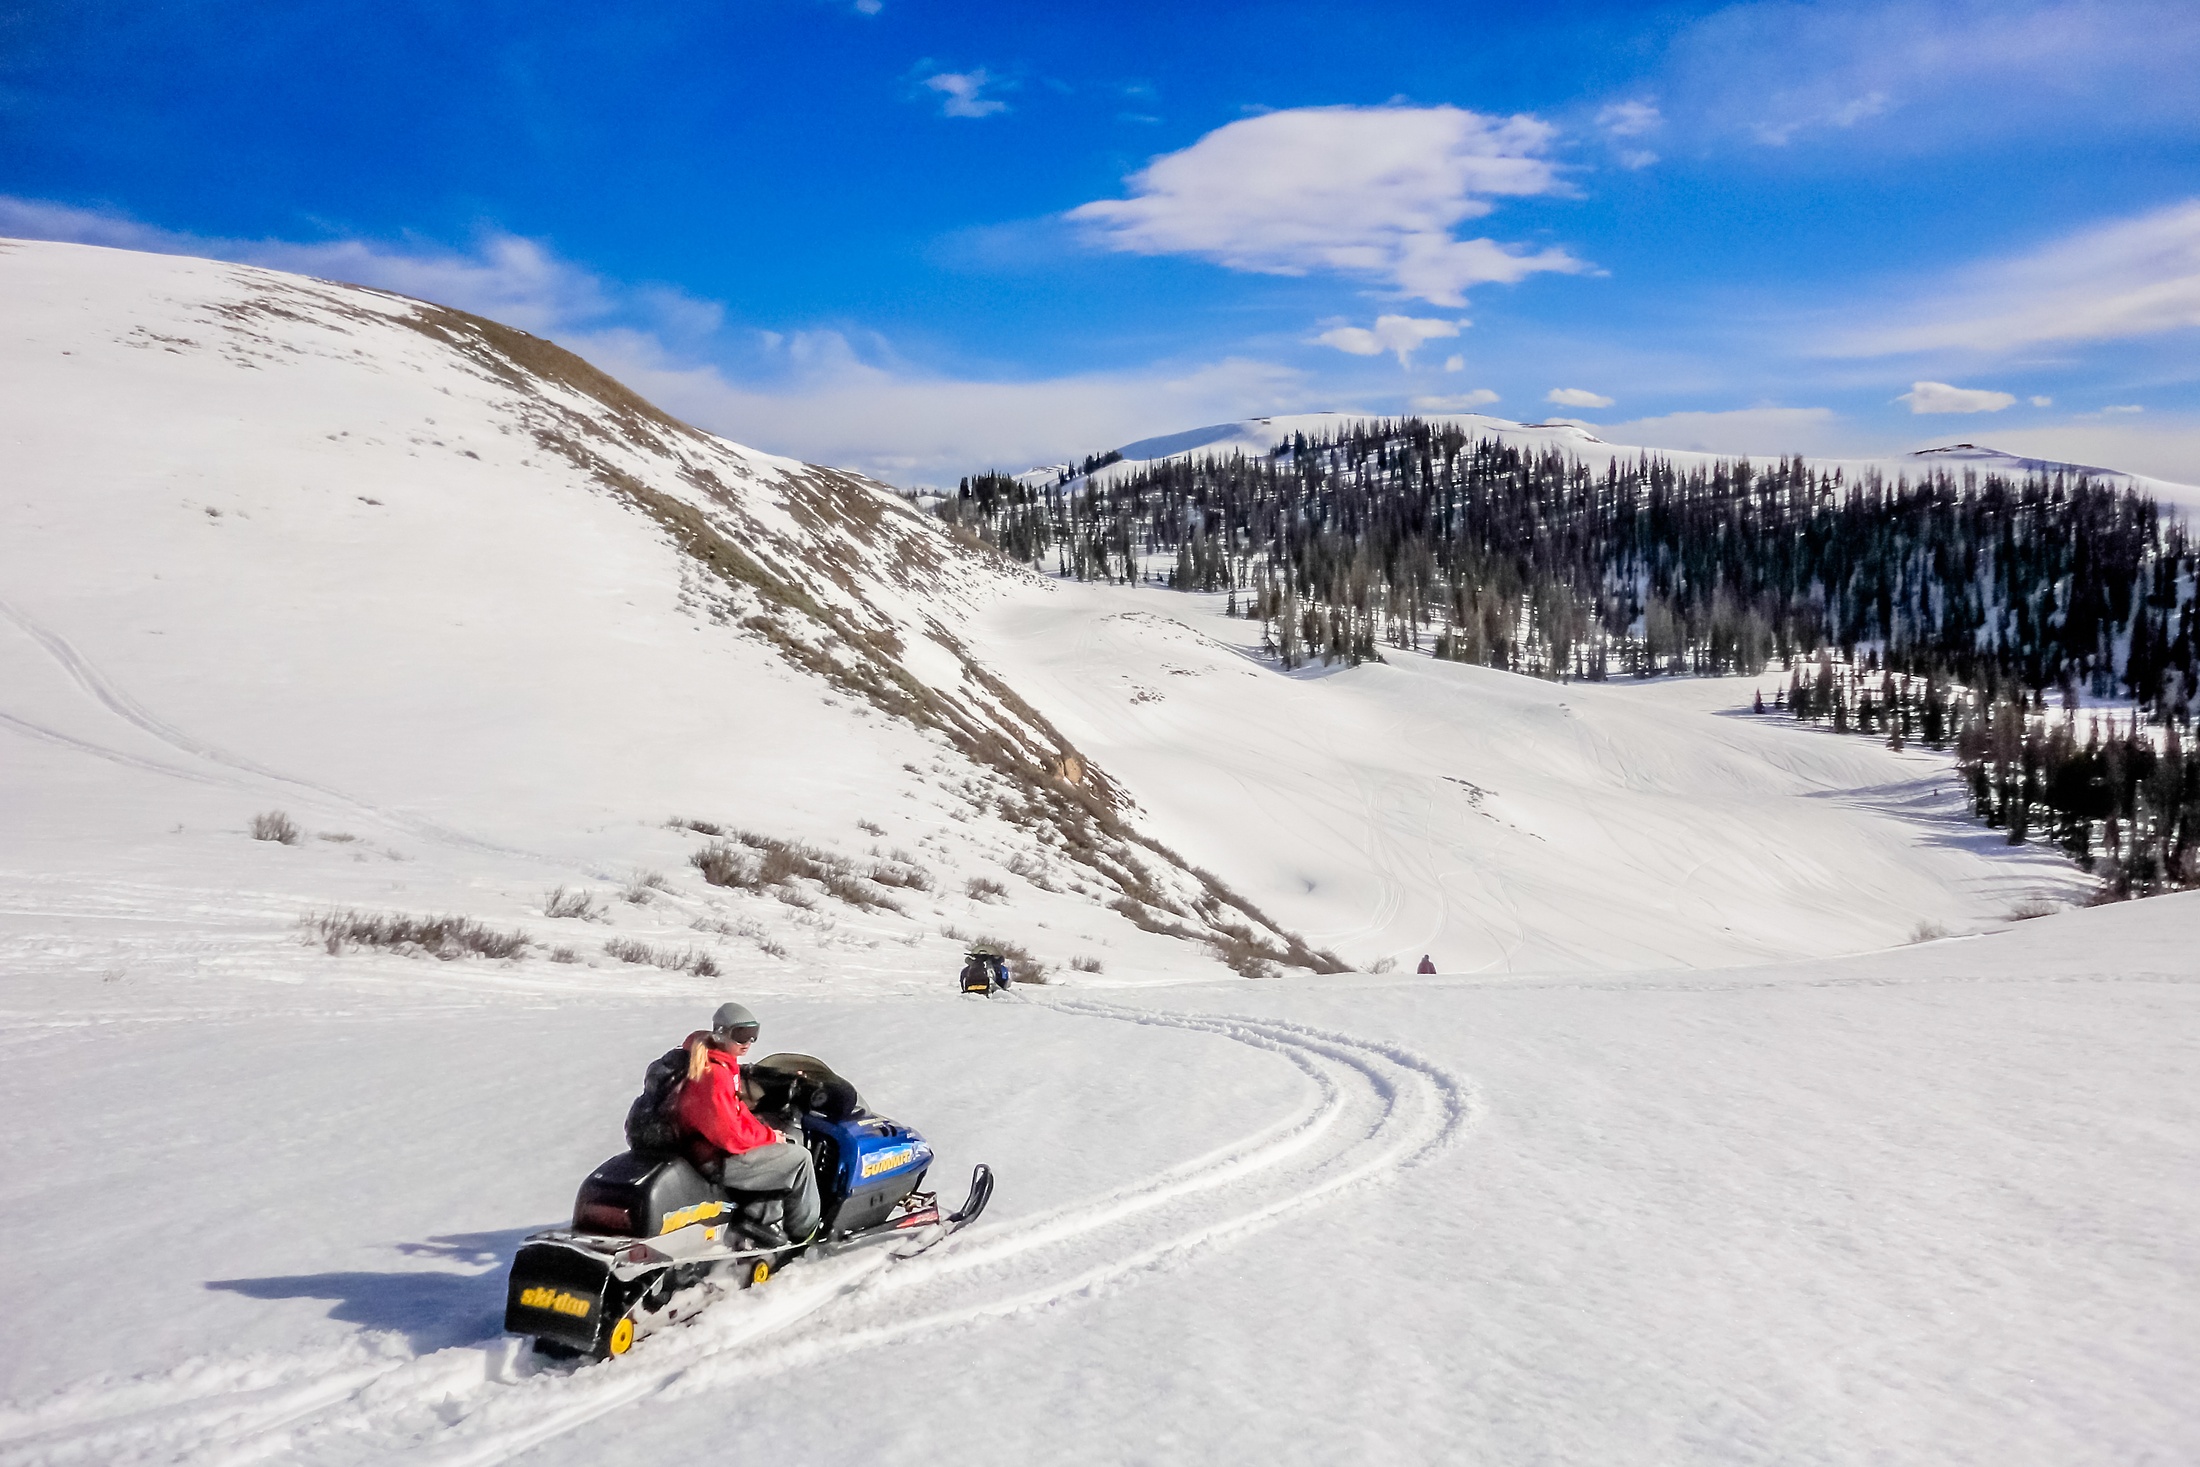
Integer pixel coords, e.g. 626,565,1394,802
860,1145,917,1179
659,1200,726,1234
518,1286,592,1318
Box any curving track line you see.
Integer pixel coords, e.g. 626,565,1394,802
0,997,1477,1467
0,599,537,863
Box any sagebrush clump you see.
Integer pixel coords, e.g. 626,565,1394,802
543,886,605,921
250,810,300,845
686,829,910,913
308,910,531,960
604,937,720,976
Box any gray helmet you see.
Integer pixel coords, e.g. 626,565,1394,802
711,1001,759,1043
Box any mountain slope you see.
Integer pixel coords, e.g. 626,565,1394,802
0,237,1321,988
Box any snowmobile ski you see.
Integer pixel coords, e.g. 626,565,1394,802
891,1163,993,1259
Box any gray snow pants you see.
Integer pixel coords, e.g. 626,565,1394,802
710,1141,821,1242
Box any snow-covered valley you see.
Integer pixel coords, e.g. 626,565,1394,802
1,239,2194,1465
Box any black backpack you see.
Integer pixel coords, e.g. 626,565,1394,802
623,1046,690,1156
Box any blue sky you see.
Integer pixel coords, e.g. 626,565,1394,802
3,0,2196,483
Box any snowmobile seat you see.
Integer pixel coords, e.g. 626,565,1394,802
572,1151,737,1238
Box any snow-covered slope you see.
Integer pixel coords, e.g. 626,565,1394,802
1077,411,2200,505
0,237,1316,992
1,890,2192,1464
962,583,2085,971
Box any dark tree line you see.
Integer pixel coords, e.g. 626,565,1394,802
943,418,2200,895
1772,653,2200,895
944,418,2196,717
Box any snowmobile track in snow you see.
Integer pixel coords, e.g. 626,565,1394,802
0,997,1476,1467
0,598,540,864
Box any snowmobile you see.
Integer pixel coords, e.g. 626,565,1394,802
959,948,1010,994
505,1056,992,1361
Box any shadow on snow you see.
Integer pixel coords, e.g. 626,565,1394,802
205,1225,546,1352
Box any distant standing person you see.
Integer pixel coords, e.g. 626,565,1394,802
1417,954,1437,974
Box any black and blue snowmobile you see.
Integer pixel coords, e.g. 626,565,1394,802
505,1052,991,1361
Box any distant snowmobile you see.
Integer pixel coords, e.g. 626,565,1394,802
959,948,1010,994
505,1052,992,1361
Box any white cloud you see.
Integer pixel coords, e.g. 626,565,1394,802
1598,100,1662,137
0,196,677,339
1547,387,1615,408
2030,395,2054,406
596,337,1315,484
1660,0,2200,150
924,69,1008,118
1,198,1335,482
1898,381,2016,414
1443,354,1465,372
1410,390,1501,411
1068,105,1585,306
2101,404,2145,415
1595,406,1842,457
1315,314,1464,366
1835,199,2200,356
1616,150,1660,170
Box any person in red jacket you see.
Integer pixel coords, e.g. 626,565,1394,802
673,1001,821,1245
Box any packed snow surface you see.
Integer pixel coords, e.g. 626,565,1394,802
1,239,2194,1465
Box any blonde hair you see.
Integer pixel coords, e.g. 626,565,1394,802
686,1036,712,1083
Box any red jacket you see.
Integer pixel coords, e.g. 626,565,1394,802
674,1045,778,1160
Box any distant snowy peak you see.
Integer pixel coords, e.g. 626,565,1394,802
1061,413,2191,505
1904,442,2139,483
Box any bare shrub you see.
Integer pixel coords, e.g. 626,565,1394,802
868,855,933,892
251,810,300,845
623,869,671,904
1909,921,1951,944
1368,956,1398,974
972,934,1047,984
857,820,886,837
1004,851,1061,892
691,829,908,913
966,876,1009,904
308,910,530,961
604,937,720,976
669,816,726,836
824,868,905,913
691,841,761,890
543,886,605,921
317,832,358,844
1069,954,1104,973
2008,897,2059,921
693,915,790,959
549,945,580,964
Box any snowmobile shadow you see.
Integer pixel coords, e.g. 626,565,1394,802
205,1225,543,1352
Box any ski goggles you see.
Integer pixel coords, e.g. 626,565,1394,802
714,1020,759,1045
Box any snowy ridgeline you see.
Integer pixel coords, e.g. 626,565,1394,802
1,239,2195,1466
